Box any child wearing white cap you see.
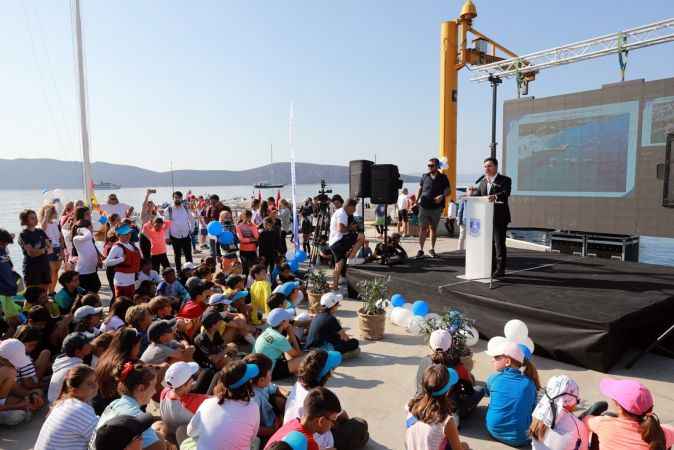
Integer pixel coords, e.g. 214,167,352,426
0,339,43,425
305,293,359,358
485,340,539,447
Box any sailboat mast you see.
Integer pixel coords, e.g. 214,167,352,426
73,0,94,206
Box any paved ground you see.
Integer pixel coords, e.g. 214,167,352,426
2,232,673,449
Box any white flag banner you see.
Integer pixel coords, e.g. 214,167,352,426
289,102,300,249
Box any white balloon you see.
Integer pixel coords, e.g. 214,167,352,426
390,307,412,327
402,303,413,311
407,316,427,335
504,319,529,340
460,325,480,347
487,336,507,355
424,313,441,326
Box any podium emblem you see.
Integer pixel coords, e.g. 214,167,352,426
469,218,481,237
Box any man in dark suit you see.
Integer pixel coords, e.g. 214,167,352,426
472,157,511,277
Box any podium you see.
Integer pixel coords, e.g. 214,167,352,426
458,196,493,281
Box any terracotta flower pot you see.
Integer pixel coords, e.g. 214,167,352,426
358,308,386,340
308,291,323,313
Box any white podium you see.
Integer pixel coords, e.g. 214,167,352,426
458,196,493,281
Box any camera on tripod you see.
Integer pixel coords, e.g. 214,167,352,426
315,179,333,214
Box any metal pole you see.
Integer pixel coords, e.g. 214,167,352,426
488,75,501,160
74,0,94,206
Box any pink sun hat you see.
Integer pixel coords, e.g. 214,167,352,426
599,378,654,415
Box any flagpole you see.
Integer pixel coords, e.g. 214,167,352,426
289,102,300,250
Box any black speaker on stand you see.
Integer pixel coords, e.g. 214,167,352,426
349,160,374,231
370,164,403,264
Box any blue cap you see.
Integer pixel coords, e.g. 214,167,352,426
274,281,300,297
115,224,132,235
282,431,308,450
518,343,532,361
230,290,249,302
318,351,342,380
432,368,459,397
229,363,260,389
267,308,293,327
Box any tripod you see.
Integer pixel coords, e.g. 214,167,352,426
309,207,331,265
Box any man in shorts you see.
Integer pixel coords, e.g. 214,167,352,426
328,198,362,291
415,157,450,258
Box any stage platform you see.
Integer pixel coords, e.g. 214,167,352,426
347,249,674,372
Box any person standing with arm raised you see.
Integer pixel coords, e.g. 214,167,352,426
415,158,450,258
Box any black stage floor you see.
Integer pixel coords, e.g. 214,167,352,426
346,249,674,372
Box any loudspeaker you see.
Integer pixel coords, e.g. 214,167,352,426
349,160,374,198
371,164,403,204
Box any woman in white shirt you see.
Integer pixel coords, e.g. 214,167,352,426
34,364,99,450
530,375,589,450
186,361,260,450
72,220,101,293
39,204,65,295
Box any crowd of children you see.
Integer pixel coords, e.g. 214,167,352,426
0,190,672,450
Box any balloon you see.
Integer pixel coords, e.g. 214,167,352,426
487,336,508,355
289,259,299,273
504,319,529,341
390,294,406,308
390,307,412,328
402,303,413,311
411,300,429,317
98,215,108,225
424,312,441,326
206,221,224,237
295,250,307,263
407,316,427,335
217,231,234,245
520,337,535,353
460,325,480,347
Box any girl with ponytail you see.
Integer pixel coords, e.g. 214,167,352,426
584,378,673,449
415,329,484,419
34,365,98,449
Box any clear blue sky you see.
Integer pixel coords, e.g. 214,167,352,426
2,0,673,175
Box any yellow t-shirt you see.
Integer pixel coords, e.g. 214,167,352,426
249,280,271,325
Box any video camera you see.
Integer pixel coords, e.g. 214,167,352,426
314,179,333,213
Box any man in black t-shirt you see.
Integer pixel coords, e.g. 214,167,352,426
414,158,450,258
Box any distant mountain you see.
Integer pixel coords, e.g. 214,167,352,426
0,158,422,190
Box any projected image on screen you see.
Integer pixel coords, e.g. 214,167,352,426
642,96,674,146
505,101,638,197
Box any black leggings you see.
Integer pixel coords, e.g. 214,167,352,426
240,251,257,276
79,272,101,294
139,233,152,261
333,338,359,353
151,253,171,272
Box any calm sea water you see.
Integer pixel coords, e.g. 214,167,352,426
2,180,673,267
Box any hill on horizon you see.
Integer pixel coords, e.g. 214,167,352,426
0,158,423,190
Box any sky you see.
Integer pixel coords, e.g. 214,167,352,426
1,1,673,175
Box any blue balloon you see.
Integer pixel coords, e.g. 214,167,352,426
390,293,406,308
98,215,108,225
289,259,299,272
206,221,224,237
218,231,234,245
412,300,430,317
295,250,307,263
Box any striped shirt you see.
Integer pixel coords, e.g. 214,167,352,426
34,398,98,450
16,361,36,380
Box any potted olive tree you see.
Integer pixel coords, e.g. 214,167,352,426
306,269,329,312
357,276,389,340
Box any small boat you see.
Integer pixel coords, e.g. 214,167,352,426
254,181,284,189
94,181,121,190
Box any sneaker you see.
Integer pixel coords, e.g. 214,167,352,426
429,249,437,258
416,250,425,258
341,348,361,360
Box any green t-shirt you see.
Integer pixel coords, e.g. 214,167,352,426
0,295,22,319
253,327,292,368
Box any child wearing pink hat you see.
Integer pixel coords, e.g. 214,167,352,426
584,378,674,449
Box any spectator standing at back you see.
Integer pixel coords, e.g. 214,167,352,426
396,188,410,237
414,157,450,258
100,193,133,219
205,195,225,258
167,191,194,269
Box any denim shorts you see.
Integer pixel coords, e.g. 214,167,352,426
48,247,61,262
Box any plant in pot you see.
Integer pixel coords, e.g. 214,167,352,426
306,269,329,312
357,276,389,340
422,308,478,371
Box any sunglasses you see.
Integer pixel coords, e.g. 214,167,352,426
427,164,436,168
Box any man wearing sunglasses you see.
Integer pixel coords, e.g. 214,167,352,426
414,158,450,258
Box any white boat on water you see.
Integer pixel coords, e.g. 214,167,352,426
93,181,121,190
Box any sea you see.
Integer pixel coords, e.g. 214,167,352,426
2,179,673,268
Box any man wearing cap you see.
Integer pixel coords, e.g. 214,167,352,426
104,224,142,298
414,157,450,258
100,193,133,219
305,293,359,357
141,319,194,365
48,332,93,403
254,308,305,380
167,191,195,270
93,413,159,450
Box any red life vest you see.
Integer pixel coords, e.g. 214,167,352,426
113,243,141,274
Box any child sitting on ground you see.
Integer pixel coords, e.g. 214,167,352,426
406,364,470,450
254,308,305,380
249,265,272,325
23,285,60,319
485,340,539,447
157,267,191,307
177,278,213,322
415,329,484,420
54,270,84,314
148,296,174,320
207,293,256,345
140,319,195,365
305,293,359,358
72,305,104,336
283,349,369,450
136,259,161,288
193,309,233,371
246,353,289,441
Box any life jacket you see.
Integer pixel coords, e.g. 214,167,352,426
113,243,141,274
